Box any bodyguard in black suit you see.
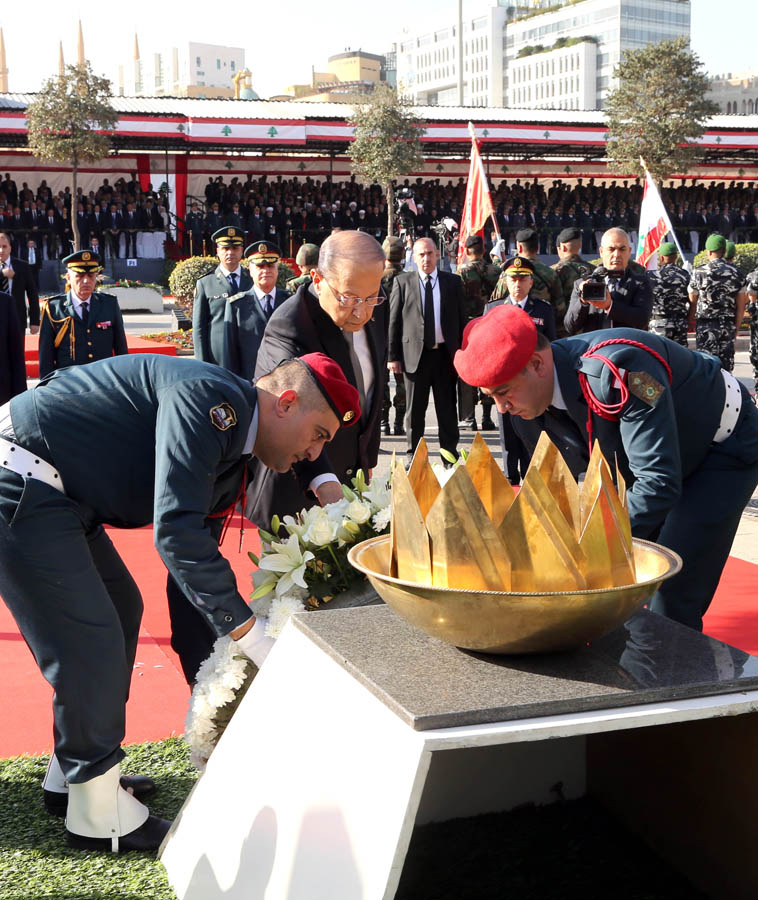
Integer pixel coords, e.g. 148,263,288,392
248,230,388,529
0,290,26,403
0,231,40,333
388,236,466,463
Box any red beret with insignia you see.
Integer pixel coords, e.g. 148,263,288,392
298,352,361,427
454,304,537,388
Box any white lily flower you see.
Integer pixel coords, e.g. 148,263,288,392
303,509,340,546
258,533,314,597
363,477,391,512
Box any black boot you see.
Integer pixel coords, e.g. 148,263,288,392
480,412,496,431
45,775,157,817
381,419,390,436
393,414,405,436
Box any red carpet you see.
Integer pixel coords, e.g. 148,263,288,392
24,335,177,378
0,522,260,758
0,531,755,758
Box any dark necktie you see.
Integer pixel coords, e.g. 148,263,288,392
228,272,238,293
423,276,436,349
0,271,7,293
80,301,89,320
263,294,274,319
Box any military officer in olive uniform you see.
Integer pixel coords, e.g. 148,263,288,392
285,243,319,293
648,241,691,347
38,250,128,379
458,234,501,430
551,226,595,336
455,303,758,632
491,227,563,337
192,226,253,372
688,233,749,372
746,266,758,395
0,351,359,854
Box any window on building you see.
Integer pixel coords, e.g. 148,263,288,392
749,100,754,114
231,61,236,72
216,59,221,69
196,56,201,67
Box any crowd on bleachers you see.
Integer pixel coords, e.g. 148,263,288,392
2,171,757,264
0,173,170,261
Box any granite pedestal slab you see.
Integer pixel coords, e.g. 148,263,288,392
161,605,758,900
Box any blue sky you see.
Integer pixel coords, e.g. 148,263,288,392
1,0,754,98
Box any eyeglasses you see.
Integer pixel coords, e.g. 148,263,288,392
320,274,385,308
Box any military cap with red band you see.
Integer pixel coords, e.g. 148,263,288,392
454,304,537,388
297,352,361,427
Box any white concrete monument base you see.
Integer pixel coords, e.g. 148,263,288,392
160,607,758,900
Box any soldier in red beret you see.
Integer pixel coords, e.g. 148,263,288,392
454,304,758,634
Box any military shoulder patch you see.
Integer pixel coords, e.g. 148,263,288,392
628,371,665,407
210,402,238,431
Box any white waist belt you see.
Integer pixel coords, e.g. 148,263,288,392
0,436,65,493
713,369,742,444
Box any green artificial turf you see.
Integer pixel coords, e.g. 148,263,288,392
0,738,197,900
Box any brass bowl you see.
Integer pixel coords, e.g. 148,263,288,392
347,535,682,654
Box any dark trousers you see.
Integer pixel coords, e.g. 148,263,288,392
649,430,758,632
165,515,223,684
0,471,142,783
404,345,459,460
124,230,138,258
497,411,531,484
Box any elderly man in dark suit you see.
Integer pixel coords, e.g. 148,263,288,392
388,236,466,465
0,289,26,404
248,230,387,529
0,231,39,335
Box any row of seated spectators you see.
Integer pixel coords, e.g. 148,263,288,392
0,174,170,260
2,171,757,262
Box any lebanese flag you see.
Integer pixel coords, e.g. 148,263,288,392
457,123,495,266
635,169,675,270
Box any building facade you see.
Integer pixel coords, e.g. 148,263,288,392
396,0,690,110
396,1,508,107
505,0,691,110
707,72,758,115
118,40,245,98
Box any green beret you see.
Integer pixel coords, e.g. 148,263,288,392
705,234,726,252
658,242,677,257
725,240,736,259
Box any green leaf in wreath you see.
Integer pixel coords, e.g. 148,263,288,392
250,581,275,600
248,551,259,566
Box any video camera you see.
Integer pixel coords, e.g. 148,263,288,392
579,266,609,304
395,188,417,243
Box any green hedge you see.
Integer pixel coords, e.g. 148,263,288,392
169,256,296,312
693,242,758,276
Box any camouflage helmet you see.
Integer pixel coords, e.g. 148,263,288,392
382,236,405,263
295,243,320,268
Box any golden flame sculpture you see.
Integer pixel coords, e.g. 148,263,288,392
348,434,682,654
393,433,635,593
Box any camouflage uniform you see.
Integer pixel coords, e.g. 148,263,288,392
381,262,406,431
746,267,758,392
551,254,595,336
492,256,564,325
649,262,691,347
689,258,746,372
285,273,312,293
458,257,501,426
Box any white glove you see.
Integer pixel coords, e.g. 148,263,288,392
234,618,275,668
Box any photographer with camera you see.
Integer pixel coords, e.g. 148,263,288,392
564,227,652,336
395,188,417,247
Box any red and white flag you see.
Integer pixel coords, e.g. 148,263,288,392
457,122,495,266
635,167,676,270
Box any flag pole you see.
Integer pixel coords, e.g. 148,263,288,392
639,157,686,264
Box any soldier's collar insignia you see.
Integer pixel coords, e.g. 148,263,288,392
343,410,355,423
628,371,665,407
210,402,238,431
